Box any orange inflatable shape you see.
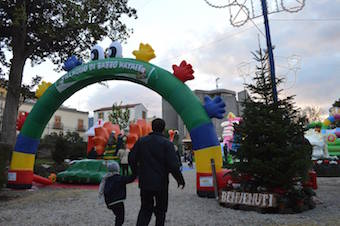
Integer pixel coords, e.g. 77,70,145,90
125,121,153,150
95,127,110,141
103,122,114,134
126,134,138,150
129,123,142,138
111,124,121,138
137,119,148,136
93,135,107,155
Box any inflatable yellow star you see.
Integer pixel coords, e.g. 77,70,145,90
132,43,156,62
35,81,52,99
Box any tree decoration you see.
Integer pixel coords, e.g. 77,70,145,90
230,47,314,212
172,60,195,83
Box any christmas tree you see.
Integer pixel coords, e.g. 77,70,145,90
232,47,313,192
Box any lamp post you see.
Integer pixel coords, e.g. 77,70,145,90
216,77,220,89
260,0,278,103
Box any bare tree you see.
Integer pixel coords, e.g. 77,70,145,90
301,106,323,123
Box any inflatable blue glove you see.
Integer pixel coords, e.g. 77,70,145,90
62,55,82,71
203,95,226,119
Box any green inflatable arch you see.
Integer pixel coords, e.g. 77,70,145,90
23,58,210,138
8,58,223,196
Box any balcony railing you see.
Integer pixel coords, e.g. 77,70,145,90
53,122,64,130
77,126,86,132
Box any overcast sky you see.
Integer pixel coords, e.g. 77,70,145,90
22,0,339,118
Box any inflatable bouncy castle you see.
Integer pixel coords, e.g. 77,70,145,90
321,105,340,157
87,119,151,156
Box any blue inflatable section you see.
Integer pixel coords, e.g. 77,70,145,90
190,122,219,150
14,133,40,154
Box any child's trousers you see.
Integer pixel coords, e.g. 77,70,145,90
110,202,125,226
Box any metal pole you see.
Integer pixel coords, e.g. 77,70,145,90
211,158,219,201
215,77,220,90
260,0,278,103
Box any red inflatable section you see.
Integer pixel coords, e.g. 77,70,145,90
7,170,34,188
196,169,232,193
33,174,53,185
16,111,29,131
87,136,94,153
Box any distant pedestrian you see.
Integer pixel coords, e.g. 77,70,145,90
98,161,135,226
188,150,193,168
129,118,185,226
117,143,130,176
115,134,124,156
174,144,183,170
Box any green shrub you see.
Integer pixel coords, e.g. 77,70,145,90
68,142,87,160
51,136,69,164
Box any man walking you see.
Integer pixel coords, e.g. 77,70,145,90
129,118,185,226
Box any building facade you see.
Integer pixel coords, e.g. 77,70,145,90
162,89,249,143
18,101,89,140
0,80,89,140
93,103,148,126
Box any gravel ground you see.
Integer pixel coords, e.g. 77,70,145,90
1,164,340,226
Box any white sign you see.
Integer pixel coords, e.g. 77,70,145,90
8,172,17,181
220,191,276,208
199,176,213,187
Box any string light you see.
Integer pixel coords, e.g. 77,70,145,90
204,0,306,27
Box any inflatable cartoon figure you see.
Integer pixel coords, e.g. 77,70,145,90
221,112,241,151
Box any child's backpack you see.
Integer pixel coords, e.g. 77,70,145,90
104,176,116,207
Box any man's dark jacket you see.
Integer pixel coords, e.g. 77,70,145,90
128,132,185,191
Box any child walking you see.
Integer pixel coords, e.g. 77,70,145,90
98,161,135,226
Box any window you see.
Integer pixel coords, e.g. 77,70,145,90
77,119,84,131
142,111,146,119
53,115,63,129
98,112,104,119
